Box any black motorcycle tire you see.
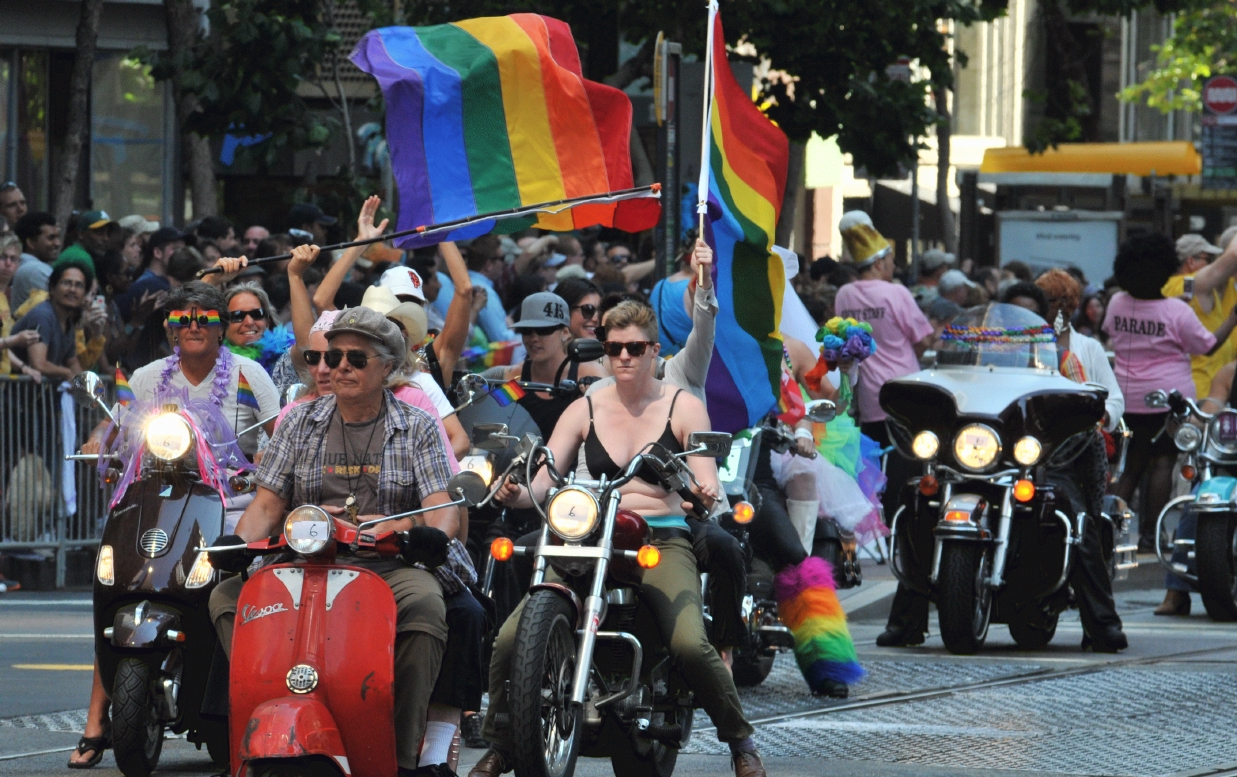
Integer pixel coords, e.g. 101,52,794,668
201,720,229,768
1007,612,1059,650
608,710,689,777
111,658,163,777
1195,516,1237,622
731,648,774,687
937,543,992,655
509,591,583,777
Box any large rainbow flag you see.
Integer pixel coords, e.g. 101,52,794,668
700,10,790,433
351,16,660,248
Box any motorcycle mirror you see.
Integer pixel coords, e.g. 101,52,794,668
1145,390,1169,409
472,423,515,451
687,432,733,457
447,470,489,507
70,372,115,422
283,383,309,406
805,399,837,424
568,338,605,363
455,373,489,401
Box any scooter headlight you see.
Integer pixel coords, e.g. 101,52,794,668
97,545,114,586
953,424,1001,472
1175,423,1203,453
1208,410,1237,453
1013,436,1043,466
546,487,600,541
912,431,939,460
459,454,494,486
185,552,214,589
284,505,333,555
146,413,194,462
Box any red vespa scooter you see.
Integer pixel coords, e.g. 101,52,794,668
202,471,486,777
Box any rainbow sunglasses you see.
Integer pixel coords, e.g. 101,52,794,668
167,309,222,328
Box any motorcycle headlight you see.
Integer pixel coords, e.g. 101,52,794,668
1208,410,1237,454
284,505,333,555
1013,436,1043,466
146,413,194,462
459,454,494,486
185,552,214,589
546,487,600,541
953,424,1001,472
912,431,939,460
97,545,114,586
1175,423,1203,452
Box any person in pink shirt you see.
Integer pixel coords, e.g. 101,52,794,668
1104,233,1237,550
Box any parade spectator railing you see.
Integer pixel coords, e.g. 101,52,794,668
0,375,113,587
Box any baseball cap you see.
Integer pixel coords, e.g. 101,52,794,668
79,210,113,230
543,252,568,267
925,296,963,322
148,227,188,251
326,306,406,370
1176,233,1222,262
938,269,977,294
118,214,159,234
512,291,570,330
379,266,426,302
920,248,956,272
288,203,338,227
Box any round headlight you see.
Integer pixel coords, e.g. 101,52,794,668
459,454,494,486
1209,410,1237,454
953,424,1001,472
1175,423,1203,452
546,487,600,541
911,431,939,460
146,413,194,461
1013,436,1043,466
284,505,332,555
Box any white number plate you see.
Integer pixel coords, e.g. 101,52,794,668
289,520,331,540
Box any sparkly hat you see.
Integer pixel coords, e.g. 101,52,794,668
839,211,891,266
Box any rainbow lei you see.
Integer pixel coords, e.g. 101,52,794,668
940,324,1055,345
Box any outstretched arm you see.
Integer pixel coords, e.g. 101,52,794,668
430,241,473,380
311,195,389,312
287,244,321,354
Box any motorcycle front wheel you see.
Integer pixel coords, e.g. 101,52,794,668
1195,515,1237,621
111,658,164,777
937,543,993,655
509,590,583,777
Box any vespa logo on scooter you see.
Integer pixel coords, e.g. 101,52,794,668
240,602,288,625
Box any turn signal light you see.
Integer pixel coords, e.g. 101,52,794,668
919,475,939,496
637,545,661,569
1182,465,1197,481
944,510,971,523
732,501,755,524
1013,479,1036,502
490,537,514,562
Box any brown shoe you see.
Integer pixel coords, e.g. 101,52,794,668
733,750,767,777
1154,589,1191,616
467,749,509,777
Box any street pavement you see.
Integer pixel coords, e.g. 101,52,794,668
2,555,1236,777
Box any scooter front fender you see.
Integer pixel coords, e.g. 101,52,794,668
237,697,349,775
110,602,181,649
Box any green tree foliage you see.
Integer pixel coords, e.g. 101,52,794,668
1119,2,1237,113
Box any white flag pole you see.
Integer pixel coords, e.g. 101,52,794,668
695,0,719,286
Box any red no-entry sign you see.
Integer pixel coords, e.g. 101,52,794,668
1204,75,1237,115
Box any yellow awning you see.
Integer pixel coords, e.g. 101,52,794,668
979,141,1201,176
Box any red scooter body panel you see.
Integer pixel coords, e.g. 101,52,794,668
230,562,398,777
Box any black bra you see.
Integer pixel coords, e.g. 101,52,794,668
585,390,684,485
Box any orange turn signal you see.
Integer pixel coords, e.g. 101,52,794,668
944,510,972,522
1182,465,1197,481
1013,479,1036,503
636,545,661,569
490,537,514,562
919,475,939,496
732,501,755,524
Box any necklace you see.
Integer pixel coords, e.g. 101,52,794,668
156,346,233,407
334,403,385,522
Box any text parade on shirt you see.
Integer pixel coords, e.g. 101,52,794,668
1109,315,1167,337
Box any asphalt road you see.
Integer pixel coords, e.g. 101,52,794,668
2,556,1236,777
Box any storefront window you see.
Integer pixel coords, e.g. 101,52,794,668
91,54,164,220
17,51,48,212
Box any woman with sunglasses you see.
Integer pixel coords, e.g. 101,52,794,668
223,282,291,374
473,300,767,777
554,277,602,341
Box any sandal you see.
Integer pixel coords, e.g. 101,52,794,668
67,732,110,769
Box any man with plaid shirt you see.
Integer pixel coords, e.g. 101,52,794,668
208,307,461,775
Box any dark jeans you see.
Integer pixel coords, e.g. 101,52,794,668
690,518,747,649
430,588,489,710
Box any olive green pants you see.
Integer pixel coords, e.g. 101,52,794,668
481,537,753,747
209,565,446,770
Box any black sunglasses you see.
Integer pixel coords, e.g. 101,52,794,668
303,349,324,366
602,340,654,357
572,304,598,319
523,325,564,337
228,307,266,323
324,349,374,370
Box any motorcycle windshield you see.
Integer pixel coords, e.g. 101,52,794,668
937,303,1058,371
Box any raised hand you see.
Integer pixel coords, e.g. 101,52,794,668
288,244,321,278
356,195,390,243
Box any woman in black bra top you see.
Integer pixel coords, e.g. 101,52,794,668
476,300,766,777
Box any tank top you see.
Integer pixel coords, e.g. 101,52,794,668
517,358,580,441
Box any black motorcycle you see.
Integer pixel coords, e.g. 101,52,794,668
879,303,1133,654
69,372,258,776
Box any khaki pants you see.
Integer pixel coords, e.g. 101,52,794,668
209,564,447,770
481,537,753,747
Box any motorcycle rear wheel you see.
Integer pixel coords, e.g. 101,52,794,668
937,543,992,655
111,658,163,777
1195,516,1237,621
509,590,583,777
731,648,774,687
607,710,690,777
1007,612,1059,650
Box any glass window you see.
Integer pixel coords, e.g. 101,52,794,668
17,50,48,212
91,54,165,220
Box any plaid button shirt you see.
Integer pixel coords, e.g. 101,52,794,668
259,390,475,593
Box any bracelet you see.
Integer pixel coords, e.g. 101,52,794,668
794,427,814,441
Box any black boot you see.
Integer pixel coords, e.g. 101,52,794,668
877,584,929,646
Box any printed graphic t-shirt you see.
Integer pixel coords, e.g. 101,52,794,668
1102,292,1215,412
319,406,386,517
834,280,934,423
1161,274,1237,397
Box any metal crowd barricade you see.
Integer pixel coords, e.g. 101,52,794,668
0,375,113,587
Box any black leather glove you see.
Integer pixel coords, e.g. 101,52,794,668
401,525,449,569
208,534,254,574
